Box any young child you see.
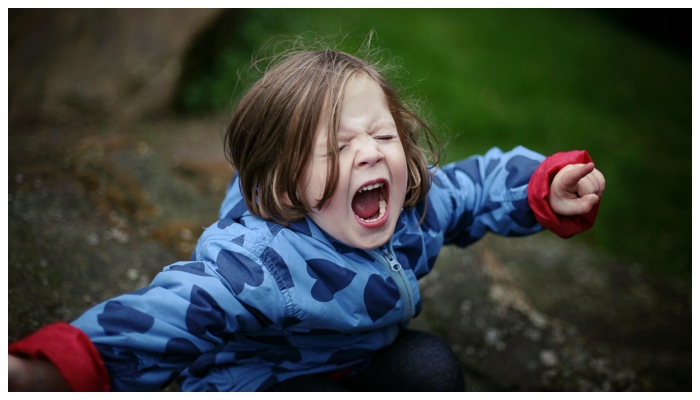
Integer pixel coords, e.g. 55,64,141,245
8,48,605,392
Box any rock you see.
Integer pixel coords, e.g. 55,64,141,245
8,9,223,123
411,235,691,391
487,233,692,391
7,117,231,342
8,118,231,392
413,243,646,391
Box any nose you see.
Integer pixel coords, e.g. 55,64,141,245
354,138,384,168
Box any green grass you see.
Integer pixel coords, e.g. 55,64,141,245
177,9,691,276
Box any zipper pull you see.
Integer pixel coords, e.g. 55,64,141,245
382,246,401,272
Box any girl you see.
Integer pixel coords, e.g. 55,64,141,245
9,48,605,392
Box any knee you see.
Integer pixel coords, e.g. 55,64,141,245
400,331,466,391
422,343,466,391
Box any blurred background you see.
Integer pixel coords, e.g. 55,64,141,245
7,8,692,391
13,8,690,276
175,8,693,278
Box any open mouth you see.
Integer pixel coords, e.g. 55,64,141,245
351,180,389,225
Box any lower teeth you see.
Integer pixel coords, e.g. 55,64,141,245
358,200,387,223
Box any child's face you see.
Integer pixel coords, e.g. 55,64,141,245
301,73,408,250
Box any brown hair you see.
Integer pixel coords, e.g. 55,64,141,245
225,46,440,224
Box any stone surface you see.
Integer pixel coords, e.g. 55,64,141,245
413,236,691,391
8,117,231,340
9,9,222,123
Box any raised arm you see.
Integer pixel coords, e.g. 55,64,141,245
428,147,605,248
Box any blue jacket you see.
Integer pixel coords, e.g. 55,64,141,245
71,146,546,391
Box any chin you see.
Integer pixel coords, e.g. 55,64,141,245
352,238,385,251
348,219,397,250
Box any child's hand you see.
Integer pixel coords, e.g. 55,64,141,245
549,162,605,216
9,354,71,391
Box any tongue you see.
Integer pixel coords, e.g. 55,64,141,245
352,189,380,219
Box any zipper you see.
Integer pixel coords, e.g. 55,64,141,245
370,242,415,322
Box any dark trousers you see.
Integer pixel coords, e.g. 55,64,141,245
266,329,466,392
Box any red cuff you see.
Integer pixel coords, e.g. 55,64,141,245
527,150,600,238
9,322,111,391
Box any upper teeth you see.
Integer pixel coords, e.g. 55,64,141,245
358,182,383,193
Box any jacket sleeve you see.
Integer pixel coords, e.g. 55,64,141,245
426,146,546,247
427,146,597,247
76,233,291,391
9,233,289,391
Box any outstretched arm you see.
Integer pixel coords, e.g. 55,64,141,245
549,162,606,216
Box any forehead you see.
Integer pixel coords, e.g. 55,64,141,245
342,73,387,108
315,74,390,142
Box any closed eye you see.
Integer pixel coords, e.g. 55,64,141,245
376,134,397,141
